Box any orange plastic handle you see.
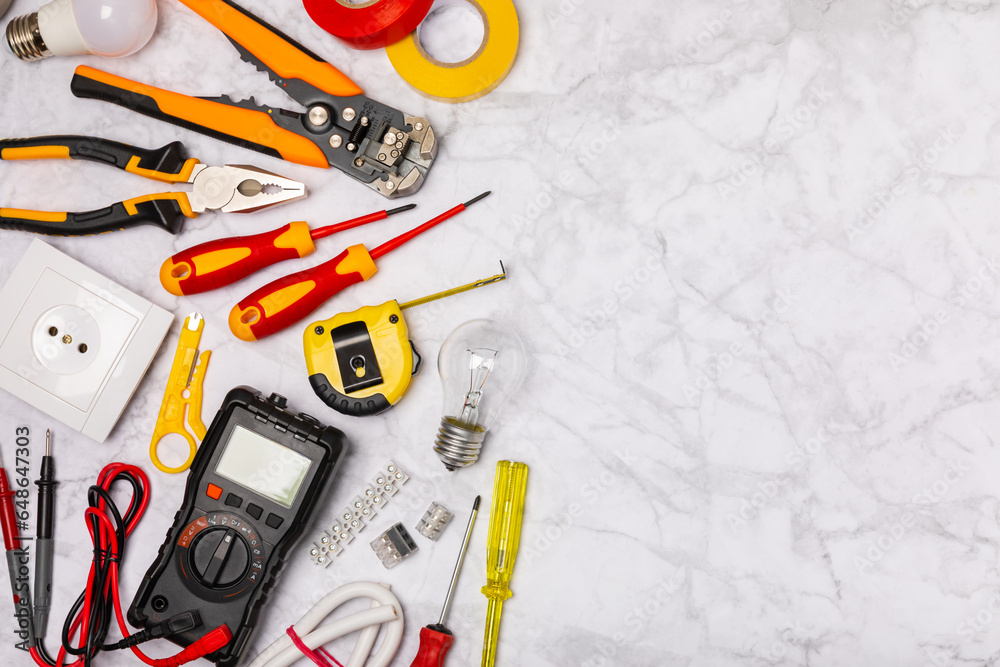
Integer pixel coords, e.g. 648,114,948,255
177,0,364,98
229,245,378,341
71,66,330,169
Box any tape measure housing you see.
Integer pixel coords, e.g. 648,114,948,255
305,301,421,416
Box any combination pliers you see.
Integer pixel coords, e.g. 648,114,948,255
0,135,305,235
70,0,437,199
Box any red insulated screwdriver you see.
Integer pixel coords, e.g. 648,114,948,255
228,191,491,342
410,496,480,667
159,204,416,296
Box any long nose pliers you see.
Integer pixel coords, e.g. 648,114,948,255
0,135,306,236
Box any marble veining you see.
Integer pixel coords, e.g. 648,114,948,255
3,0,1000,665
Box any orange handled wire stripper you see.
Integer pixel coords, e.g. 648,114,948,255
69,0,436,199
0,135,304,236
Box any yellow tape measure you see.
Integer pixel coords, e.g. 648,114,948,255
304,265,506,416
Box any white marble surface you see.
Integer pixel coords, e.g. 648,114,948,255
3,0,1000,665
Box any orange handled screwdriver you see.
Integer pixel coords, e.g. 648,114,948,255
159,204,415,296
229,191,491,341
410,496,480,667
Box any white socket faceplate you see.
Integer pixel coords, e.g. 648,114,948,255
0,240,172,441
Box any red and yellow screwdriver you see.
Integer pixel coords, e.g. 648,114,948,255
159,204,416,296
229,192,491,342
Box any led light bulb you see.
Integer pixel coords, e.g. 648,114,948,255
6,0,157,62
0,0,11,22
434,319,527,471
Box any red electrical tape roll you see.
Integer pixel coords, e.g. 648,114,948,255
304,0,434,50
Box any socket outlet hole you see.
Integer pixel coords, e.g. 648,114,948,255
33,305,100,375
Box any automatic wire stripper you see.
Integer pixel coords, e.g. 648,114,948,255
70,0,437,199
0,135,305,235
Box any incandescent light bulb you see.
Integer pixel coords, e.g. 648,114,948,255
434,319,527,471
6,0,157,61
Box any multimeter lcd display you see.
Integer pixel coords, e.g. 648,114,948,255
215,425,312,508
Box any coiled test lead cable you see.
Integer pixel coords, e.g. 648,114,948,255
247,582,404,667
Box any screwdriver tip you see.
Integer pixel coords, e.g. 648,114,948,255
473,495,481,511
386,203,417,216
463,191,492,208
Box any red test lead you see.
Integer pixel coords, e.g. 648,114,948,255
0,443,34,648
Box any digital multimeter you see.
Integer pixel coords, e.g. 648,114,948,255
128,387,347,667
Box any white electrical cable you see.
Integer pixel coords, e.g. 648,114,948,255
247,582,404,667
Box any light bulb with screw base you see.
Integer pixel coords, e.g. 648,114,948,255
6,0,157,62
434,319,527,471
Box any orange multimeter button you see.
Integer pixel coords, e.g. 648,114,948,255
206,483,222,500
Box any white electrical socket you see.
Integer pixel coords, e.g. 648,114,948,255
0,240,173,442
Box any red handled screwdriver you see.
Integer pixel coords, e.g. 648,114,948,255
159,204,416,296
410,496,480,667
229,191,491,341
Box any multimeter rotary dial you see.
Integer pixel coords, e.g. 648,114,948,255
177,512,266,591
190,527,250,588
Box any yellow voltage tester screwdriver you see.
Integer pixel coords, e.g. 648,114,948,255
304,264,506,417
481,461,529,667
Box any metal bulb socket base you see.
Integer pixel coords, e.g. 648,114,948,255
6,13,49,61
434,417,487,471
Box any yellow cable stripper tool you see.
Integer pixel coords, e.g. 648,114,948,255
150,313,211,473
304,264,506,417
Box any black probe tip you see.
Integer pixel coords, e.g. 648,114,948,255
473,495,481,511
463,191,492,208
386,203,417,216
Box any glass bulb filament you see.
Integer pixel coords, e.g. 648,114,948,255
458,347,497,427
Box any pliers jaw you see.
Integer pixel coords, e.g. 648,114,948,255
186,164,307,214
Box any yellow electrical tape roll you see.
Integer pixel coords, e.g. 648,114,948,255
385,0,519,104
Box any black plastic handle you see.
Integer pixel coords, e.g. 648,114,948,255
0,194,193,236
0,135,194,183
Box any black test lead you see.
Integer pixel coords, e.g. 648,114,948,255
34,429,55,638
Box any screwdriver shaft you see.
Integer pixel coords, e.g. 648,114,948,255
438,496,480,626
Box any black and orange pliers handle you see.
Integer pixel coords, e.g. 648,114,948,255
0,136,199,236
